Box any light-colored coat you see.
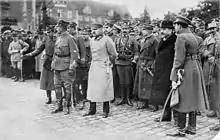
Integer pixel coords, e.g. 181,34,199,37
87,35,117,102
170,28,209,113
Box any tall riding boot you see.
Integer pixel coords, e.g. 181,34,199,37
125,85,133,107
117,84,126,105
186,112,196,135
173,109,179,127
52,88,63,113
167,112,186,137
45,90,52,104
65,90,72,115
52,99,63,113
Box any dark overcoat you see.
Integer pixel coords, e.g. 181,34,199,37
151,34,176,105
30,36,55,90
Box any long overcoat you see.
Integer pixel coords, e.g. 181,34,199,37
151,34,176,105
87,35,117,102
170,29,209,113
30,36,55,91
202,33,220,112
133,34,159,100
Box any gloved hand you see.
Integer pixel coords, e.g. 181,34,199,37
208,56,215,63
172,81,178,89
68,69,76,76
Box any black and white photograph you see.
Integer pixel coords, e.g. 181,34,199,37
0,0,220,139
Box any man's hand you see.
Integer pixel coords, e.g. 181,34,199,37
208,56,215,63
80,58,85,64
21,54,30,60
172,81,178,89
68,69,75,76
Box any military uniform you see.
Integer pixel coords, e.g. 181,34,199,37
23,33,56,104
115,32,139,106
52,21,79,114
133,30,159,102
167,16,209,137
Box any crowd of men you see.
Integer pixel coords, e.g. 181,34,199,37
0,15,220,137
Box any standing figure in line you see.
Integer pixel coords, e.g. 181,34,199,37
167,16,209,137
22,26,56,104
133,24,159,110
83,23,117,118
8,32,29,82
51,20,79,115
150,20,177,122
115,24,139,107
67,22,87,108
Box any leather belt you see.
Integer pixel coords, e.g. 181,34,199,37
186,54,200,60
55,53,70,57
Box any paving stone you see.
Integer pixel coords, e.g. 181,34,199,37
0,78,218,140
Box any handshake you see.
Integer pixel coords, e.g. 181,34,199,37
20,53,31,60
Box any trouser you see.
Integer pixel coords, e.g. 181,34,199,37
11,61,22,79
116,65,133,99
74,67,88,102
177,111,196,132
89,101,110,114
54,70,75,108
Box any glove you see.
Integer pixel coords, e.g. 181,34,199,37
21,54,30,60
208,56,215,63
68,69,75,77
80,58,85,64
172,81,178,89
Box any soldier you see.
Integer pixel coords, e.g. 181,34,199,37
51,20,79,115
167,16,209,137
133,24,159,110
22,26,56,104
115,24,139,107
103,22,121,103
202,21,220,131
67,22,87,108
83,23,117,118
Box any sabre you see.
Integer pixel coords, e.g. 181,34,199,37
159,69,184,122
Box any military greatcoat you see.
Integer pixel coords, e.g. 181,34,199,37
170,28,209,113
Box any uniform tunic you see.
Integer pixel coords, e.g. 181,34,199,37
202,33,220,112
170,28,209,113
87,35,117,102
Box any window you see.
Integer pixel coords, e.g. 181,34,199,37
57,9,62,18
67,11,72,19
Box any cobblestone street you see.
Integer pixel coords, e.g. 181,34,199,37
0,77,218,140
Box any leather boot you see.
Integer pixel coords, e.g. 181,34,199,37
45,90,52,104
125,85,133,107
167,112,186,137
185,112,196,135
117,85,126,105
64,90,72,115
173,110,179,127
52,99,63,113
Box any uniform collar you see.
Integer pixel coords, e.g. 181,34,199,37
179,28,191,34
